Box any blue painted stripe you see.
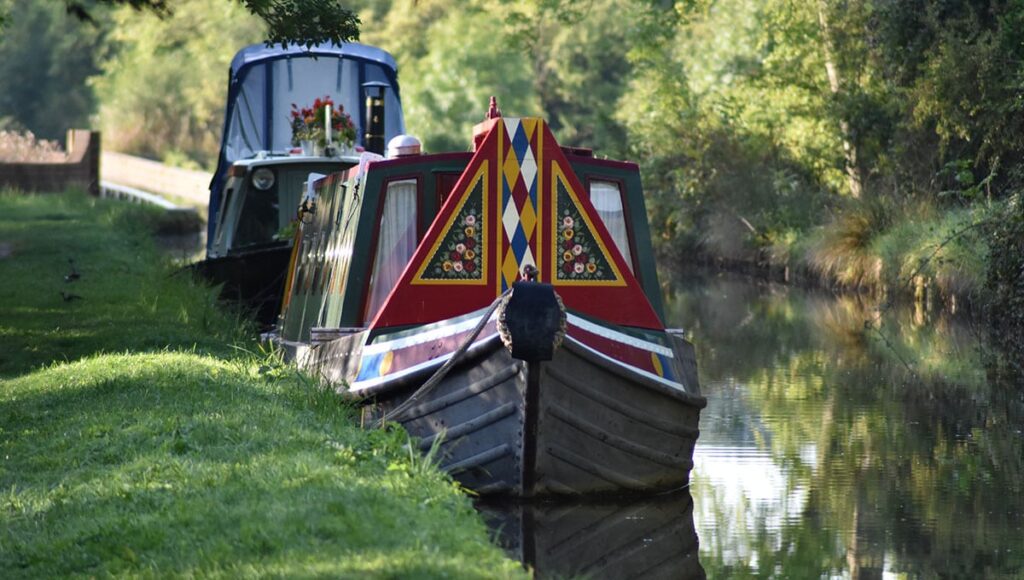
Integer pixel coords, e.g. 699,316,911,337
356,353,383,381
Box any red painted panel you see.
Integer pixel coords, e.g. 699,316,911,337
370,118,662,331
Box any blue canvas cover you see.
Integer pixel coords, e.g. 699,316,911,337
207,42,405,251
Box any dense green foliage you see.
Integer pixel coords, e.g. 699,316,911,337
3,0,1024,312
92,1,264,168
0,2,106,140
0,191,525,578
0,1,360,46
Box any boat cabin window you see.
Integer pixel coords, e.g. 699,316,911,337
365,179,418,319
436,172,462,205
589,180,633,272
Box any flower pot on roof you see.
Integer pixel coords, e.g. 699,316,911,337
290,96,357,157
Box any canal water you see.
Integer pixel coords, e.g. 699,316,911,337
481,270,1024,579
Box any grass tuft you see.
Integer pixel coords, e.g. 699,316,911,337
804,198,892,290
799,197,991,304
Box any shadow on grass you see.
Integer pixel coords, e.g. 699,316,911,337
0,193,252,378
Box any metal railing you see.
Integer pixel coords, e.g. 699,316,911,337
99,180,196,215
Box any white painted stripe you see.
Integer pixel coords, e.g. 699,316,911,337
100,181,184,210
350,332,499,392
362,312,496,356
351,355,448,392
566,313,674,357
565,336,687,393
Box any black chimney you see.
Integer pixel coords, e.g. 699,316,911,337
362,81,388,155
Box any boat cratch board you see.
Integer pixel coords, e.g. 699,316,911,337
370,117,662,331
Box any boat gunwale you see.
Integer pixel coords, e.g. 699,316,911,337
328,325,706,410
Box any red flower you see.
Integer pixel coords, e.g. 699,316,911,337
450,251,461,261
464,261,476,272
577,253,588,263
563,239,574,250
562,262,573,274
465,238,476,249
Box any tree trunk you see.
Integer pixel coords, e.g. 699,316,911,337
818,0,864,199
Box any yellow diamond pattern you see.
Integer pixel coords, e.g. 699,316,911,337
503,149,521,189
502,251,520,289
519,198,537,237
522,118,538,141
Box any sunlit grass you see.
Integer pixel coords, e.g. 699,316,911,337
0,191,525,578
1,352,523,577
804,205,884,289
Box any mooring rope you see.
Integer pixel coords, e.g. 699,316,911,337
376,287,513,427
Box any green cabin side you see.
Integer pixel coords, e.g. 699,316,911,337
280,153,472,342
567,156,665,322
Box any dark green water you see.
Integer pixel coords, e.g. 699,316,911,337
669,272,1024,579
484,271,1024,579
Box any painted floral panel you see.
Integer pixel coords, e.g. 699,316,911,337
555,180,616,282
421,180,484,280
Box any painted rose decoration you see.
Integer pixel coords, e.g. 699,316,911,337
555,181,615,282
423,182,484,280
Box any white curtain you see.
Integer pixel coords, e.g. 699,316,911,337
365,180,418,319
589,181,633,271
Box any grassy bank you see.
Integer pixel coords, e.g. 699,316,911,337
0,191,525,578
679,197,996,312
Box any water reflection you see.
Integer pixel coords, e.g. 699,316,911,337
477,490,704,579
666,271,1024,578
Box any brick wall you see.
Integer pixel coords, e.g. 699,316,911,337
0,130,100,195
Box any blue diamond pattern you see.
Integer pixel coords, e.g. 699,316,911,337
510,224,528,262
512,124,529,165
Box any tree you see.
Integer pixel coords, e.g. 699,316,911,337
0,2,106,140
362,0,540,153
91,0,266,169
1,0,361,47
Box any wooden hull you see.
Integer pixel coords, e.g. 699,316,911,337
354,334,704,497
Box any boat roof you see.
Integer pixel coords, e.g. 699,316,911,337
228,43,399,77
230,154,363,168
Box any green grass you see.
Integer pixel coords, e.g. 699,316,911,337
0,191,525,578
0,191,242,375
870,204,990,301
